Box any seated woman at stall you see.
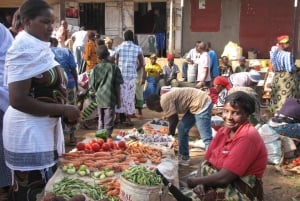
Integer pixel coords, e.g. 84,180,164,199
144,54,162,101
186,91,267,201
228,86,261,125
218,56,233,77
268,97,300,139
208,76,231,109
159,53,180,87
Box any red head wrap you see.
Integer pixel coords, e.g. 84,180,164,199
213,76,231,90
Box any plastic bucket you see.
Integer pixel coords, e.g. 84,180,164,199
187,64,197,83
119,176,166,201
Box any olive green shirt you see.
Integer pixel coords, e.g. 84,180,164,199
89,60,123,107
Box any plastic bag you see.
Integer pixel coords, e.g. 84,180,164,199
221,41,243,60
257,124,282,164
156,160,179,187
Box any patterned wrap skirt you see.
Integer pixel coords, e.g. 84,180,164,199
182,160,264,201
269,72,299,113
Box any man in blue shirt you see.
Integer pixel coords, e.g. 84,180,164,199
208,42,219,84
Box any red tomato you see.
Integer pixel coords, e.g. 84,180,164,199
91,143,101,152
76,142,86,151
96,139,104,148
118,141,126,149
89,139,97,144
102,143,110,151
108,142,115,149
106,138,113,143
84,144,93,153
85,144,92,150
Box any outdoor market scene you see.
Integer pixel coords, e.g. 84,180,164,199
1,0,300,201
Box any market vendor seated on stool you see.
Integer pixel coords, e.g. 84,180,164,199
159,53,180,87
218,55,233,77
144,54,162,101
181,41,201,81
235,56,250,73
186,91,267,201
146,88,213,166
208,76,232,115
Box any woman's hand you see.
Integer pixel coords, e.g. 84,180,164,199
187,176,197,188
193,185,205,198
62,105,80,124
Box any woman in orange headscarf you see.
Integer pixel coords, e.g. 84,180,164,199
83,31,97,71
269,35,299,113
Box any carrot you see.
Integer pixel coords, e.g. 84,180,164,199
107,189,119,196
99,178,114,184
61,151,83,157
111,150,124,155
93,152,111,157
138,158,147,163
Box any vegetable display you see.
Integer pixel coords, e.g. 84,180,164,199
95,129,108,140
122,166,161,186
52,177,118,201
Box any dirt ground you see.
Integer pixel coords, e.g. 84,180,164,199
69,108,300,201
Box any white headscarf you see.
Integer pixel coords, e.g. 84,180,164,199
4,30,59,86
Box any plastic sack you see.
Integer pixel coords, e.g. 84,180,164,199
221,41,243,60
156,159,179,187
257,124,282,164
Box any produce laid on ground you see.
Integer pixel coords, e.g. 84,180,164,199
45,123,176,201
120,128,174,148
282,157,300,174
142,119,169,135
116,119,174,149
51,177,118,201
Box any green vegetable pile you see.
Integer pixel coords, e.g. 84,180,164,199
122,166,161,186
95,129,108,140
52,177,117,201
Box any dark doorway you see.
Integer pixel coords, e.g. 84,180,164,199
134,2,166,34
79,3,105,35
134,2,167,57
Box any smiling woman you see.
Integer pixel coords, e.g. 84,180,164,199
183,91,268,201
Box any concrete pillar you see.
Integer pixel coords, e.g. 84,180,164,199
59,0,66,20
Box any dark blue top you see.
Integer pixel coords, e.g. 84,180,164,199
51,47,77,88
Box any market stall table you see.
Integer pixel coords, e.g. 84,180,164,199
44,120,179,201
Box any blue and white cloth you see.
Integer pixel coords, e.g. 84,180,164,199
0,23,13,187
270,46,295,72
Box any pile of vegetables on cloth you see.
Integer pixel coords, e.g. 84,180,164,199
43,177,118,201
60,140,163,172
282,157,300,174
46,128,170,200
